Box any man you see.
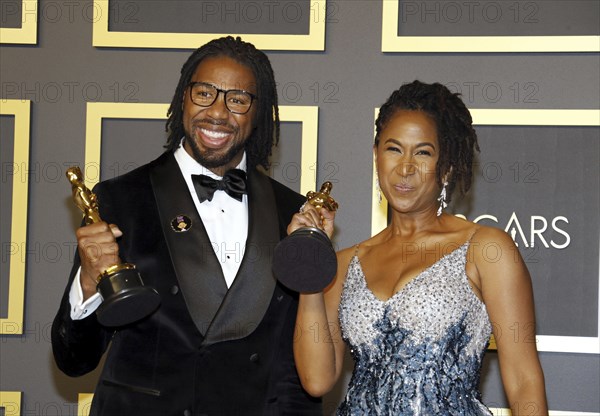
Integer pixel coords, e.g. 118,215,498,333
52,36,322,415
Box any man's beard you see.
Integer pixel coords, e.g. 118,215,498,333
184,132,247,169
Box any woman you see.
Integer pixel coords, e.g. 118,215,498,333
291,81,548,415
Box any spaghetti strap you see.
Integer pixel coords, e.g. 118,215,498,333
467,226,481,244
464,226,482,266
353,244,360,257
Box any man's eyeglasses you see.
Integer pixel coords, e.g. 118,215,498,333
188,82,257,114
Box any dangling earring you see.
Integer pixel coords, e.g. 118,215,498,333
375,176,382,205
437,180,448,217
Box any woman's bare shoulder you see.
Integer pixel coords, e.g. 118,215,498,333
336,245,356,264
337,232,382,262
469,223,514,246
334,233,380,282
326,245,358,296
467,223,523,276
442,215,509,245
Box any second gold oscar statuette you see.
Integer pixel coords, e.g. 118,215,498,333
272,182,338,293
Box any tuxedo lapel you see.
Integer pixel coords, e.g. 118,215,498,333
202,169,280,346
149,152,227,336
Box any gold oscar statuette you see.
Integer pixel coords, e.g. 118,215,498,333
272,182,338,293
66,166,160,326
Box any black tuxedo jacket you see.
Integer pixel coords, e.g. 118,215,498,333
52,152,321,415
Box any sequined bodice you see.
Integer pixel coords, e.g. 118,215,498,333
338,241,492,415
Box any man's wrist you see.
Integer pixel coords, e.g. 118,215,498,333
69,268,102,320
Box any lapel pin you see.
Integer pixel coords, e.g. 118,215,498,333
171,215,192,232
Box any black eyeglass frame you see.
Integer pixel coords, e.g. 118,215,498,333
187,82,257,115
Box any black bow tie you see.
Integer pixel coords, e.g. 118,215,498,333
192,169,247,202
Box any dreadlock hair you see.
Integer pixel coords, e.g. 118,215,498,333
165,36,279,170
374,80,479,205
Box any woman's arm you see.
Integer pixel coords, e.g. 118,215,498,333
293,248,350,397
286,205,347,396
472,227,548,415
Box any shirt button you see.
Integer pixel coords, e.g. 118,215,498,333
171,285,179,295
249,353,260,363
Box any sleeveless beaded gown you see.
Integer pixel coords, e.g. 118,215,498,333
337,241,493,415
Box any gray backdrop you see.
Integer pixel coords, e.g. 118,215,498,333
1,0,599,415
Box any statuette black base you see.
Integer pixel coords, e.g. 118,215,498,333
96,267,161,327
273,227,337,293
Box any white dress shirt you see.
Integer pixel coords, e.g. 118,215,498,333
69,142,249,320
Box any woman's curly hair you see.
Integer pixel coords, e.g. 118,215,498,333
375,80,480,204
